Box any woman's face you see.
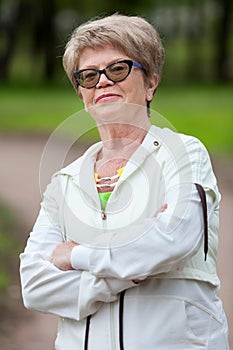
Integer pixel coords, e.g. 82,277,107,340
77,46,158,113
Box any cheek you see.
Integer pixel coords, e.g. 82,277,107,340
129,85,147,103
126,76,148,103
80,91,93,108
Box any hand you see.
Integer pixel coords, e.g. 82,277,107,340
50,241,78,271
153,203,168,218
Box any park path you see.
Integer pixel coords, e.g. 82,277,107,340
0,134,232,349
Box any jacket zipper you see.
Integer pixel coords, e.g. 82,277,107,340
100,206,118,349
101,209,107,220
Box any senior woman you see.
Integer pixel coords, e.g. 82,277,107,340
20,14,229,350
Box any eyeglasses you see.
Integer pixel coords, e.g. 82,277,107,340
73,60,145,89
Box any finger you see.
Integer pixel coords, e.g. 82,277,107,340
161,203,168,211
153,203,168,217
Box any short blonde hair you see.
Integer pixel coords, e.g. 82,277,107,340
63,13,165,89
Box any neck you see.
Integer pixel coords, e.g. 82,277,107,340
91,102,151,147
91,102,151,163
100,124,149,145
96,121,151,162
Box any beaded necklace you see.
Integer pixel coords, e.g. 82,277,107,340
94,167,125,210
94,167,124,189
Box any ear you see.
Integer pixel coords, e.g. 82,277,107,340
77,88,83,100
145,74,159,102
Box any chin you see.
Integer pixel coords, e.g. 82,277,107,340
87,102,127,124
87,102,147,126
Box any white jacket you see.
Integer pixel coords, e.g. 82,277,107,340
20,126,229,349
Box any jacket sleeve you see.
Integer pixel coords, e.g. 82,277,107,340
20,176,136,321
71,184,211,279
71,139,219,280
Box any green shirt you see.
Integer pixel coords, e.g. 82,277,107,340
98,191,112,210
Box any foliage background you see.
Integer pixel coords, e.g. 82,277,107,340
0,0,232,153
0,0,232,346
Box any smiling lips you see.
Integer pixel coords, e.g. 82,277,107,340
95,93,121,103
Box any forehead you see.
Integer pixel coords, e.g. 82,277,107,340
78,45,129,69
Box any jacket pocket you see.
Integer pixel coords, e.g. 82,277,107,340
185,300,230,350
184,299,222,343
123,295,211,349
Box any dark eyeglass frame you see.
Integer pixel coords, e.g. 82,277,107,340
73,59,145,89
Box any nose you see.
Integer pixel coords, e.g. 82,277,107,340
96,71,114,88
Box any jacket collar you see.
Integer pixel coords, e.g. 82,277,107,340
58,125,162,199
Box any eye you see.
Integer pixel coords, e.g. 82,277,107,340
106,62,130,82
82,70,98,82
109,63,128,76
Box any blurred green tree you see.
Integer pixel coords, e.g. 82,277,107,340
0,0,24,80
215,0,232,81
0,0,232,83
32,0,56,79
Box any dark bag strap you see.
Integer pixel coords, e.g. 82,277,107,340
119,290,126,350
195,183,208,261
84,315,91,350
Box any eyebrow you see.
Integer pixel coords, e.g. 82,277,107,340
78,57,128,70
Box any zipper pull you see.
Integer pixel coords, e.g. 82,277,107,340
101,209,107,220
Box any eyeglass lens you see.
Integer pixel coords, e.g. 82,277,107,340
76,61,132,88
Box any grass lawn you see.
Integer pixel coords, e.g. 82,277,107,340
0,83,232,154
0,202,18,290
154,84,233,154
